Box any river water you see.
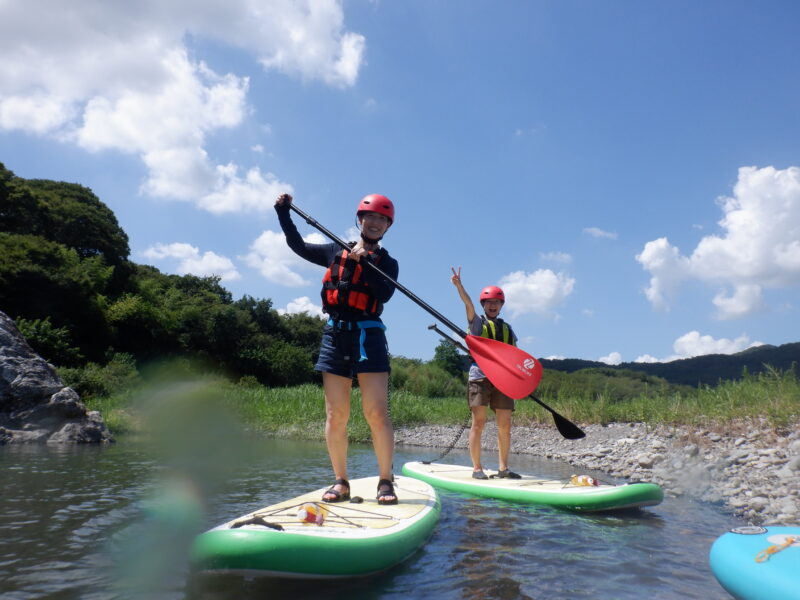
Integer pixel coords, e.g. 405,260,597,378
1,437,741,599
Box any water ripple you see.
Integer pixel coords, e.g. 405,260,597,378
2,440,740,599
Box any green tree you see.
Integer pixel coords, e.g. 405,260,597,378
237,338,315,386
0,233,112,360
234,295,283,335
0,163,41,235
0,162,323,383
279,312,326,357
432,340,466,378
16,316,85,366
22,178,130,265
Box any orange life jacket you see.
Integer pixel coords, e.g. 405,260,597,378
321,246,386,318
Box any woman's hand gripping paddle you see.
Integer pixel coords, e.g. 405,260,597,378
287,202,542,400
428,324,585,440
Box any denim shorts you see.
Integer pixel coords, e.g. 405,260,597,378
315,324,390,378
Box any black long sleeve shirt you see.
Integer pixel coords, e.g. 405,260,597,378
275,203,399,321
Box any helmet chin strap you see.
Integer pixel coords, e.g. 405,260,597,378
360,232,382,244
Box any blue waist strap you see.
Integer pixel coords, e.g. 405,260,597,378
327,319,387,362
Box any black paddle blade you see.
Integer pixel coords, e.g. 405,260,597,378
531,395,585,440
551,412,586,440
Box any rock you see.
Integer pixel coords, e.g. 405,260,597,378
0,311,113,444
396,416,800,525
749,497,770,512
775,467,797,480
636,454,655,468
0,313,63,411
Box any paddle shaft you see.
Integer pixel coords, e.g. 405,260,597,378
288,203,468,338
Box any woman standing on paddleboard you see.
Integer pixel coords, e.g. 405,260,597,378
275,193,399,505
451,269,522,480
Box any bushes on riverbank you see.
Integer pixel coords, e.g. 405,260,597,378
551,365,799,428
81,362,799,439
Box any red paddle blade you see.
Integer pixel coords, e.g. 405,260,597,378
465,335,543,400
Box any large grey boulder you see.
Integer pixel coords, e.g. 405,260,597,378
0,311,113,444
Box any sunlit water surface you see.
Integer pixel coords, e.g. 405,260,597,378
1,437,741,599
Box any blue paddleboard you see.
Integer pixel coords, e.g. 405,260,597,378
709,525,800,600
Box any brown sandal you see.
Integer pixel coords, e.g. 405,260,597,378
322,478,350,503
376,478,398,505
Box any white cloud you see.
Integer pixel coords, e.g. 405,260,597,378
583,227,618,239
514,125,545,137
0,0,363,211
278,296,324,317
634,354,660,363
241,230,326,286
539,251,572,264
198,164,291,214
497,269,576,318
671,331,761,359
598,351,623,365
637,166,800,317
256,1,365,88
141,242,240,281
635,237,691,311
0,93,76,133
636,330,763,363
712,284,766,320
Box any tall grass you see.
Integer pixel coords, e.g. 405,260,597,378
82,391,139,434
219,383,327,439
85,366,799,438
530,365,800,428
216,383,470,442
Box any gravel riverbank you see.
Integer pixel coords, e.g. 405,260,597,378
395,420,800,525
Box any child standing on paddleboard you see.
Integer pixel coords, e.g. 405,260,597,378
275,193,399,505
450,268,521,479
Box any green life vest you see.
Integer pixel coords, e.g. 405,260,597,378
480,316,516,346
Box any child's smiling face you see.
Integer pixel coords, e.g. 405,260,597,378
481,298,502,318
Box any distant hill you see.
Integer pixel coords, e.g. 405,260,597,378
540,342,800,387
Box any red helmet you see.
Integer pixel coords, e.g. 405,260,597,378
480,286,505,303
357,194,394,223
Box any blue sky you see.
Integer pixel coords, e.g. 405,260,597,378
2,1,799,364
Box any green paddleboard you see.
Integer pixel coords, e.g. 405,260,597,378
402,461,663,512
190,475,440,578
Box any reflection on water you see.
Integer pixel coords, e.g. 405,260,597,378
1,437,740,600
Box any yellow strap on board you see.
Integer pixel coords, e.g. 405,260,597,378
755,536,796,563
